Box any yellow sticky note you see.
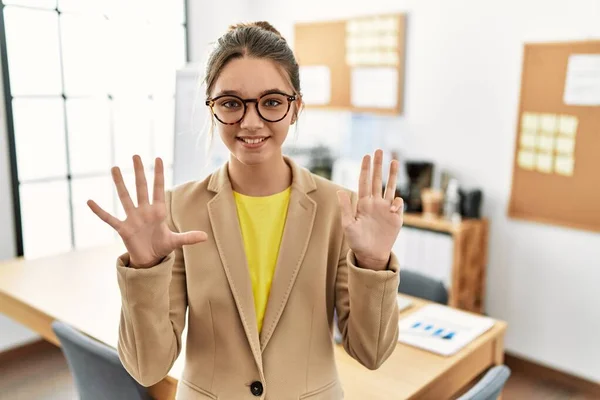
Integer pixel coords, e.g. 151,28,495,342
386,16,399,32
382,34,398,48
521,112,539,131
556,137,576,154
346,53,358,66
536,136,555,152
558,115,578,137
555,156,574,176
346,37,358,50
518,150,535,170
520,133,536,149
347,20,360,34
540,114,558,134
536,153,553,173
381,50,398,65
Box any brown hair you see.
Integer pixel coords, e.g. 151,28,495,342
204,21,302,99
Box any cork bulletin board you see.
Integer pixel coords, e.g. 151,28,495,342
294,13,406,115
508,40,600,232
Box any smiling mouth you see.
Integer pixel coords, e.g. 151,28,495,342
237,137,268,144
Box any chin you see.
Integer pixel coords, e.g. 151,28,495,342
235,154,265,166
233,149,273,167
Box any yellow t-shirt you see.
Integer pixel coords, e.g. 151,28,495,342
233,187,291,333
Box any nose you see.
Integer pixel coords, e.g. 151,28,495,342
240,103,264,131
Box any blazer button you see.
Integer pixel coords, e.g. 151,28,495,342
250,381,263,396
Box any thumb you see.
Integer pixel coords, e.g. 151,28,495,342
172,231,208,247
336,190,354,229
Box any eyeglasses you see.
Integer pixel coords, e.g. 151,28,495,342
205,91,297,125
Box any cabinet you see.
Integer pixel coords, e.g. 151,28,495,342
400,213,489,314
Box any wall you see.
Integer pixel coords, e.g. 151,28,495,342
181,0,598,383
172,0,253,185
227,0,600,381
0,61,39,351
186,0,250,63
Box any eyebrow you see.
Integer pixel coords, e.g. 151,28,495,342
214,88,290,98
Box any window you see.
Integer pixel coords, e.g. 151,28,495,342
1,0,187,258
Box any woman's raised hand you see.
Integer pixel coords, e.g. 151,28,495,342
336,149,403,271
87,156,207,268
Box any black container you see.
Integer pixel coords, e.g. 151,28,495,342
404,161,434,213
460,189,483,218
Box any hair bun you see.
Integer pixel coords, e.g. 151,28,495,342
228,21,284,40
252,21,282,37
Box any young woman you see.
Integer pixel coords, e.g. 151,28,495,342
88,21,403,400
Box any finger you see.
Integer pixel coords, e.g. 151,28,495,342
153,157,165,204
336,190,354,229
133,155,149,206
87,200,121,230
371,149,383,198
172,231,208,247
390,197,404,213
384,160,399,201
358,155,371,199
111,166,135,213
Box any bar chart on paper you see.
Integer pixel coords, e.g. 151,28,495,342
398,304,495,356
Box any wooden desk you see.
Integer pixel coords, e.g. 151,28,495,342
0,244,506,400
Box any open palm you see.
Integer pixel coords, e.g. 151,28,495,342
337,150,403,270
87,156,207,268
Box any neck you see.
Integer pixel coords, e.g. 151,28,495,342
228,154,292,196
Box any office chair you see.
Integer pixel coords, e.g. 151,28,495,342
52,320,153,400
457,365,511,400
398,269,449,304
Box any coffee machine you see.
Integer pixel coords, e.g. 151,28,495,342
403,161,434,213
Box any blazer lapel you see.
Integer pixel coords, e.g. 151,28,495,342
206,164,263,375
259,160,317,350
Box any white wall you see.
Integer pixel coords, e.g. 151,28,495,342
186,0,250,63
173,0,252,184
0,62,40,351
188,0,600,381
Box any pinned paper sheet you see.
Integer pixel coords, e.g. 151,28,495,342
346,15,400,67
521,112,539,131
556,137,576,154
563,54,600,106
559,115,578,137
350,67,398,109
518,150,535,170
380,34,398,48
536,136,555,152
555,156,575,176
536,153,553,173
520,133,536,149
540,114,558,134
299,66,331,105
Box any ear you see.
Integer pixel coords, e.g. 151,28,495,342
290,95,303,125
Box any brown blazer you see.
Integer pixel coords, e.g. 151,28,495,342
116,157,400,400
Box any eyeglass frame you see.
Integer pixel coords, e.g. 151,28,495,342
205,91,297,125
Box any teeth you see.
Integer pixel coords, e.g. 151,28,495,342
241,137,266,144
